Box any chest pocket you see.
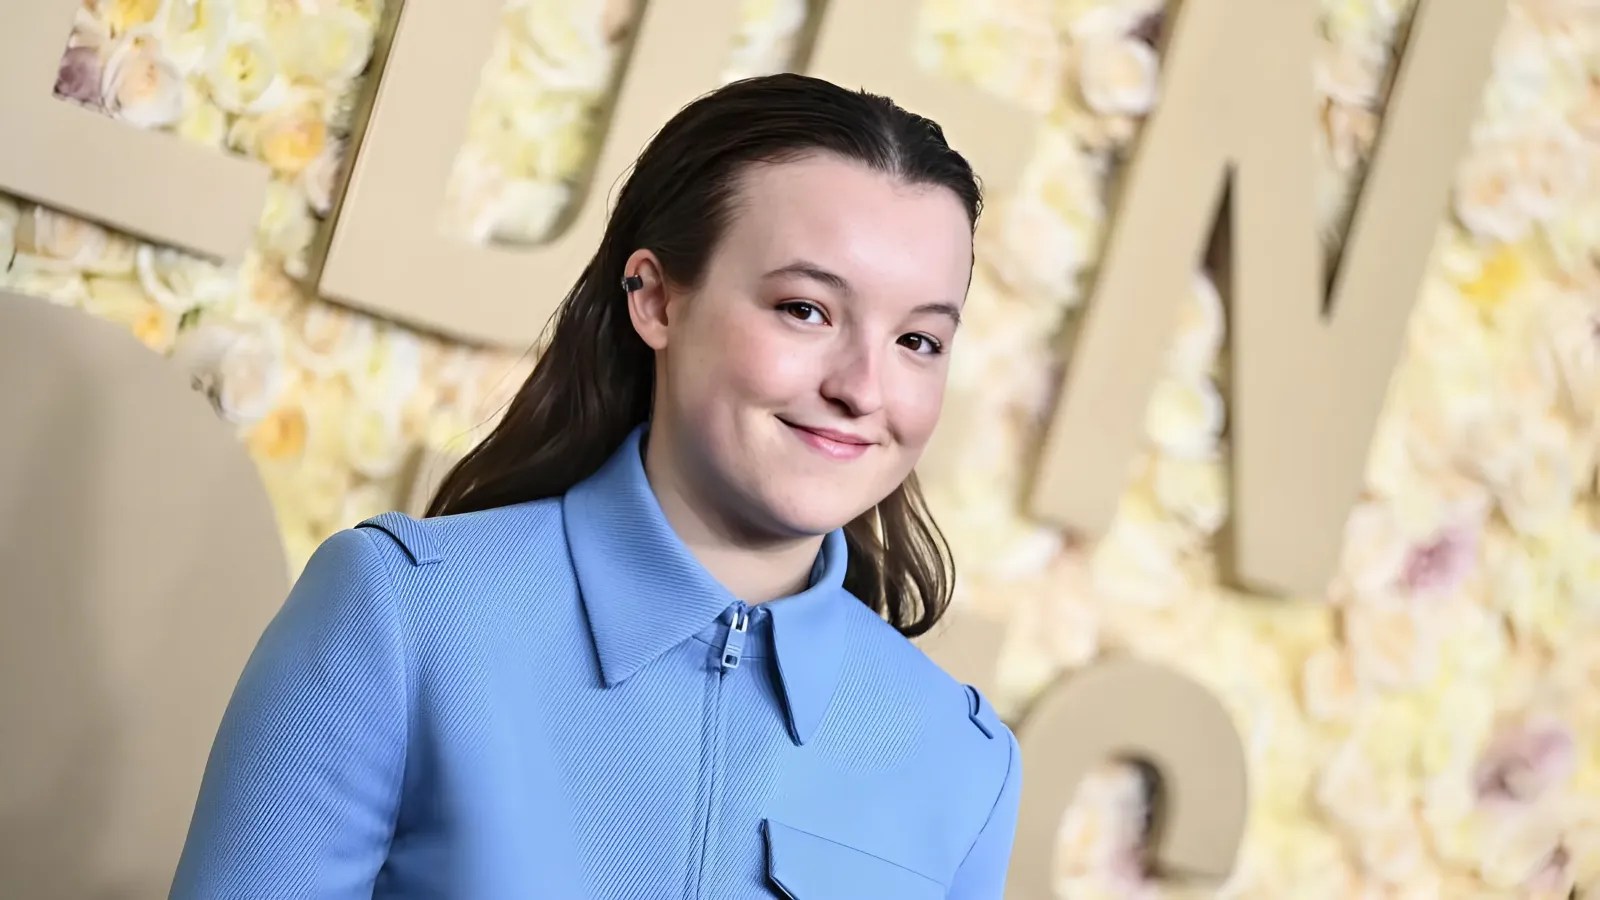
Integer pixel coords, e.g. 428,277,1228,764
764,820,945,900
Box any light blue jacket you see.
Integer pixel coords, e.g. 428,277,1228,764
170,426,1022,899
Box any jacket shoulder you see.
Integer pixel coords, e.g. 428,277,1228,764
354,500,566,570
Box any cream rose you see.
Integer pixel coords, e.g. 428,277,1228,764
256,181,317,276
175,83,229,148
204,22,286,115
508,0,615,94
14,206,112,273
352,327,425,412
1167,272,1225,379
1143,374,1224,459
1343,596,1440,690
274,6,376,86
101,29,184,129
1454,142,1534,243
724,0,808,83
489,178,573,245
135,245,237,313
1076,36,1160,117
343,406,411,480
161,0,235,75
1150,453,1226,534
301,137,347,217
289,302,375,378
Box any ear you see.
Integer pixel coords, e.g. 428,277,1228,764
623,249,672,351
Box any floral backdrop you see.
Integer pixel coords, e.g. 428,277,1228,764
3,0,1598,895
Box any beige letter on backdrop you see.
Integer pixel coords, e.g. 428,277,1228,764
317,0,1035,346
1006,658,1248,899
1028,0,1504,596
0,1,269,262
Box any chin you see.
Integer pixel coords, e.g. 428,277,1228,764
751,488,866,539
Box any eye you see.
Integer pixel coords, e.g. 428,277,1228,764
898,333,944,356
777,301,828,325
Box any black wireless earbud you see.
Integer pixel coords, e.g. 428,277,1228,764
620,274,644,293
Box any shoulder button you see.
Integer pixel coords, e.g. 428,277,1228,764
356,511,442,566
965,684,1000,740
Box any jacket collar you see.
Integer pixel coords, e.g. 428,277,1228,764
562,425,852,745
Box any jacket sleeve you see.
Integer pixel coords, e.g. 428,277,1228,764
169,528,409,899
945,728,1023,899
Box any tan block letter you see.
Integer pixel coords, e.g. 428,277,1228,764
1028,0,1505,596
0,1,269,262
316,0,1036,346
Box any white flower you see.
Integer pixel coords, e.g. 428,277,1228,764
1167,272,1225,379
352,326,425,412
135,245,237,313
175,321,289,425
175,83,229,147
1343,596,1441,690
14,206,112,273
1143,375,1224,459
1492,413,1579,537
100,28,184,129
301,137,346,217
505,0,616,94
724,0,807,82
344,405,410,479
489,178,572,245
204,21,286,115
1314,32,1388,108
289,302,375,378
1076,36,1159,116
1454,143,1533,243
256,181,317,276
1151,453,1226,535
161,0,235,76
273,6,375,86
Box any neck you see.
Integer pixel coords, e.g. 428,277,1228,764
642,430,824,604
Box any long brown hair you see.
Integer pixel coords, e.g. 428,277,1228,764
427,73,982,638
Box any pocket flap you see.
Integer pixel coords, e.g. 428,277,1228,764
764,820,945,899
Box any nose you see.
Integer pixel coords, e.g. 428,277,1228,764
818,340,884,418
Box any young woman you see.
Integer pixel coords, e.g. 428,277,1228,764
171,73,1022,899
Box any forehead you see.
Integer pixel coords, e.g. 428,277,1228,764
718,154,974,304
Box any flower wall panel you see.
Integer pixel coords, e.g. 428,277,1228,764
3,0,1599,895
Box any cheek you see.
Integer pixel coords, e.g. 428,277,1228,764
887,373,947,448
675,310,815,410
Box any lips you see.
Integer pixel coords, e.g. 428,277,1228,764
779,418,875,460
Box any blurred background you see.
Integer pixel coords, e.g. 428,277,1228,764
2,0,1597,897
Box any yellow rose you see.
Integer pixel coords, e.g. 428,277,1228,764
352,327,425,412
246,402,308,463
102,29,184,129
288,301,375,377
236,251,307,321
96,0,162,35
238,95,329,177
82,274,175,352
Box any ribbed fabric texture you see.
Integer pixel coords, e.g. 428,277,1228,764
169,427,1022,900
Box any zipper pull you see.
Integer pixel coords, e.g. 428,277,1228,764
719,605,749,673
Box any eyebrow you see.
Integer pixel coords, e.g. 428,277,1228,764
761,260,963,326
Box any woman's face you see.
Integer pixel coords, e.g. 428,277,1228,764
629,153,974,541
